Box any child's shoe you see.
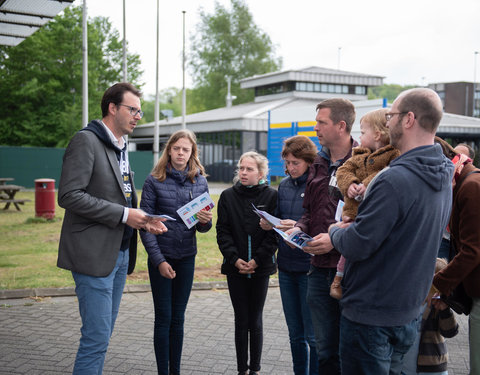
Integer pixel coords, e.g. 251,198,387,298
330,275,343,300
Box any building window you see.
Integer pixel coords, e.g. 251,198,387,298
255,82,295,96
257,81,370,96
296,82,307,91
355,86,366,95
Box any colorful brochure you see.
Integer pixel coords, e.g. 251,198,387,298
273,228,313,250
176,192,215,229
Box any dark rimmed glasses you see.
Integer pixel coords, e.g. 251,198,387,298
118,104,144,118
385,112,408,121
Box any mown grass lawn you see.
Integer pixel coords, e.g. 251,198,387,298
0,191,225,290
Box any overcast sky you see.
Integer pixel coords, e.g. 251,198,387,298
76,0,480,98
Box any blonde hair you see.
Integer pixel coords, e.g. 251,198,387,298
360,108,390,146
429,258,448,296
233,151,269,184
151,129,206,183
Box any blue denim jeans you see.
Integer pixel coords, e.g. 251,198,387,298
72,249,129,375
148,255,195,375
340,314,420,375
401,306,447,375
279,270,318,375
306,266,340,374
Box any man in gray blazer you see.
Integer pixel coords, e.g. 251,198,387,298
58,83,166,374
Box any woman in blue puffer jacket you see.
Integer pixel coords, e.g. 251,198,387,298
140,129,212,375
260,135,319,375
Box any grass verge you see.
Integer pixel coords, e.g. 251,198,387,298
0,191,225,290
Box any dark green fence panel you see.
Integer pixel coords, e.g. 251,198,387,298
0,146,64,188
0,146,153,190
130,151,153,190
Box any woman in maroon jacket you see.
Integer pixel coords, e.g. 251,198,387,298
434,158,480,374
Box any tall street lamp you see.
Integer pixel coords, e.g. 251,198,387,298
182,11,186,129
474,51,479,117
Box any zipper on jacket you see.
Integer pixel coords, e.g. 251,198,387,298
289,182,302,223
248,234,252,279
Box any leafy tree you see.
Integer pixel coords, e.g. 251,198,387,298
0,6,143,147
141,87,181,123
368,83,417,103
141,87,203,124
189,0,282,111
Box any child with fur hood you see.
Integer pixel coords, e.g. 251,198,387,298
330,108,400,299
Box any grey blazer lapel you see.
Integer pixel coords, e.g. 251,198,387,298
105,148,126,202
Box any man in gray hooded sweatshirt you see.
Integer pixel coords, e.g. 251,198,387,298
312,88,454,374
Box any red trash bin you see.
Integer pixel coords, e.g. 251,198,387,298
35,178,56,219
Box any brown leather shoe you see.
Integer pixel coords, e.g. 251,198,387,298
330,275,343,300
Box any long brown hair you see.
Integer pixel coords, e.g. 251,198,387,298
151,129,206,183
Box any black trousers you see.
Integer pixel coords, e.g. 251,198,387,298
227,274,270,373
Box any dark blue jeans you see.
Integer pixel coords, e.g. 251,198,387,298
227,274,270,373
306,266,340,375
148,255,195,375
279,270,318,375
340,314,420,375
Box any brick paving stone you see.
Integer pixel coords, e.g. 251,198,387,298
0,287,471,374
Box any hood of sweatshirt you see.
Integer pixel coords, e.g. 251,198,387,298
81,120,124,159
389,143,454,192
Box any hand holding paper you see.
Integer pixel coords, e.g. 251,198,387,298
176,192,215,229
302,233,333,255
276,219,296,231
259,218,274,231
251,203,281,227
196,209,213,224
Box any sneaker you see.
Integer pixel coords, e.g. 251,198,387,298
330,275,343,300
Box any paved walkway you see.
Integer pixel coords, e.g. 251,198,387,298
0,286,471,374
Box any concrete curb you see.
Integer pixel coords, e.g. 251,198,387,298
0,278,279,300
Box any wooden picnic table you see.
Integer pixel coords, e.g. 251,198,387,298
0,177,14,185
0,184,31,211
